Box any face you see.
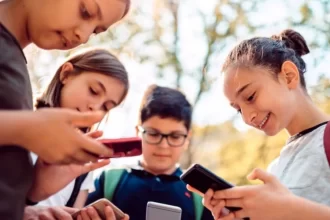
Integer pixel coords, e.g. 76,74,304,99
26,0,127,49
138,116,190,175
60,66,125,113
223,65,299,136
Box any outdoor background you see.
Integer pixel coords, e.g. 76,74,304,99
24,0,330,185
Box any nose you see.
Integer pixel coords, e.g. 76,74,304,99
158,136,170,148
87,102,102,112
73,24,95,45
241,106,257,126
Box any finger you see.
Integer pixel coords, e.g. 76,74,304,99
186,185,204,196
247,168,275,184
213,187,251,200
104,206,115,220
224,199,243,208
123,214,130,220
80,159,111,174
86,207,102,220
202,189,214,210
80,209,91,220
72,150,100,164
86,130,103,139
231,209,248,219
50,207,72,220
212,200,226,219
66,110,105,128
76,134,114,158
219,212,235,220
39,210,56,220
61,206,80,215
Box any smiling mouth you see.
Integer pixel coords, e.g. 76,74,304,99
259,113,270,129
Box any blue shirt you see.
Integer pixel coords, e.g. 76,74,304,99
87,165,213,220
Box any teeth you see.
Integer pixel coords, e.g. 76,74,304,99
259,113,270,128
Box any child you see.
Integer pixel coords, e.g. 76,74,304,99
33,48,129,208
190,29,330,219
86,85,214,220
0,0,130,219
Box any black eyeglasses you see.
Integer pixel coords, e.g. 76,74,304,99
137,126,188,147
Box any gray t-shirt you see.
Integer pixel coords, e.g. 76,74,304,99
0,23,34,220
268,123,330,205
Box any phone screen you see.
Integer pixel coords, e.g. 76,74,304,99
100,137,142,158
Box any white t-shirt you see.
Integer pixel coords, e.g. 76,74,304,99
31,154,95,207
268,123,330,206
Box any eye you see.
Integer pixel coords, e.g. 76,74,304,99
80,3,92,19
89,87,98,95
247,92,256,102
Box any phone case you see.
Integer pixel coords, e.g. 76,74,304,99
99,137,142,158
146,202,181,220
72,199,125,220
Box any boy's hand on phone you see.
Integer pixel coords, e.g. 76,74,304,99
77,206,129,220
27,157,110,202
19,109,113,164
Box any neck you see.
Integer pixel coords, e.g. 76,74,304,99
140,160,177,176
0,0,30,49
286,94,329,136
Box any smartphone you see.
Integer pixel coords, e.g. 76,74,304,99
146,202,182,220
180,163,247,216
72,199,125,220
99,137,142,158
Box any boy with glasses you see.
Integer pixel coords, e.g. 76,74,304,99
86,85,213,220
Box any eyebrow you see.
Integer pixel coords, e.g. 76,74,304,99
144,127,187,134
97,81,118,106
229,83,252,107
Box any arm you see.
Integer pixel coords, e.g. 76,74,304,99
74,190,89,208
0,109,113,164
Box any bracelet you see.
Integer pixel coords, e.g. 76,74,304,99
26,198,38,206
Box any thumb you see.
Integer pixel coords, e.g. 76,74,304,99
66,110,105,128
61,206,80,214
247,168,274,184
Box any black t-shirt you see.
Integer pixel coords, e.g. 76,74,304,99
0,23,34,220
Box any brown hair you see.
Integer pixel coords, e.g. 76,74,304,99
36,49,129,109
222,29,310,89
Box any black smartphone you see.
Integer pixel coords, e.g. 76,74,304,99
180,163,249,219
99,137,142,158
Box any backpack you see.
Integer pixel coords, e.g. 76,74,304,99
103,169,204,220
324,121,330,165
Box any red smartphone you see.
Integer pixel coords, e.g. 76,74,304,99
99,137,142,158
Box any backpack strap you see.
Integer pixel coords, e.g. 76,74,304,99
324,121,330,166
66,173,89,207
104,169,126,201
192,192,203,220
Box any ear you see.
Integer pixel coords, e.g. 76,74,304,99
279,61,300,90
59,62,74,84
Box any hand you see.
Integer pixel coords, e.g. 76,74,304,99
186,186,230,220
76,206,129,220
24,206,78,220
28,130,111,202
19,109,113,164
211,168,292,220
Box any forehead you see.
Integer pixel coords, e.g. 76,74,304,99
222,67,271,97
96,0,126,27
142,116,187,132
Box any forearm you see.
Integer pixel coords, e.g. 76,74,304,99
0,111,29,146
289,195,330,220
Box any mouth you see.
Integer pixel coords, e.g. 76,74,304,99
258,113,270,129
58,33,72,48
153,154,171,158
